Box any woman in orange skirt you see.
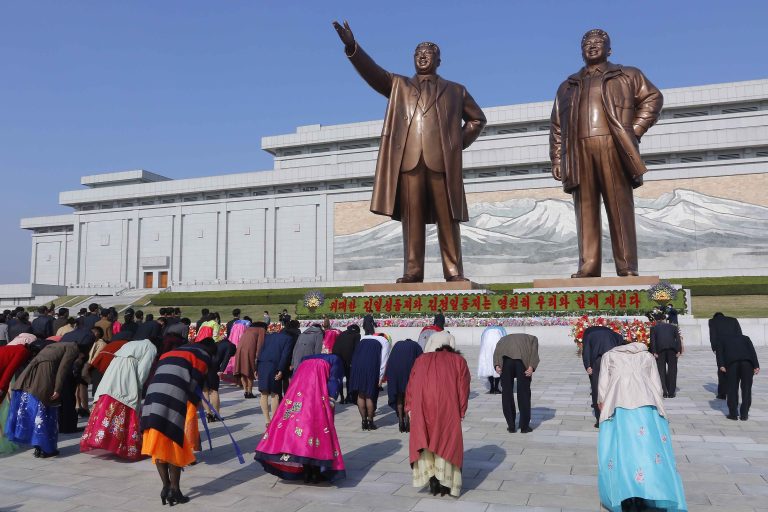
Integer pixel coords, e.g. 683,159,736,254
140,340,213,506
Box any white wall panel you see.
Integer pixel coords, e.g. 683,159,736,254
180,212,218,282
275,205,317,279
226,209,267,280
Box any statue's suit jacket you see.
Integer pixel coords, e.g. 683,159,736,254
549,61,662,193
347,44,486,223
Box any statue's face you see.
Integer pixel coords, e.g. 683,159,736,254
581,35,610,65
413,46,440,75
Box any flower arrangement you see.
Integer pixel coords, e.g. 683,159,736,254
303,290,325,310
570,315,653,347
267,322,283,334
299,315,575,329
647,281,678,305
187,325,197,342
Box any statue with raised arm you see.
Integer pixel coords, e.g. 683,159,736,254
550,29,663,278
333,20,486,283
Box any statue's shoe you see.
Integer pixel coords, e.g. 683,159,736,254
396,275,423,283
571,271,600,278
446,274,469,282
617,270,639,277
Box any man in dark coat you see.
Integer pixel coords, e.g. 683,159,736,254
709,312,743,399
278,320,302,396
290,325,324,372
333,21,486,283
717,334,760,421
83,303,100,330
133,313,162,347
550,29,663,277
8,312,32,341
582,325,623,426
31,306,54,339
52,308,70,335
493,333,540,434
333,324,361,403
256,331,294,427
650,316,683,398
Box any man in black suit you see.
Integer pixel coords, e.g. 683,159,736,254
708,312,743,399
31,306,54,339
650,314,683,398
582,325,623,427
133,313,162,347
717,334,760,421
83,303,100,330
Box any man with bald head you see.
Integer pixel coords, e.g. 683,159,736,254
333,21,486,283
550,29,663,278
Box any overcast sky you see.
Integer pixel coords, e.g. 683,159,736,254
1,0,767,284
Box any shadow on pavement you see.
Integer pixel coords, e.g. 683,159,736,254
463,444,506,490
531,406,556,427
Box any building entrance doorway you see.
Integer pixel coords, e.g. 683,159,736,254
159,271,168,288
143,272,154,289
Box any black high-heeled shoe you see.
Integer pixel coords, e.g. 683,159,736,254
440,484,450,497
160,486,170,505
166,488,190,506
362,418,369,431
367,418,378,430
404,416,410,433
398,415,405,433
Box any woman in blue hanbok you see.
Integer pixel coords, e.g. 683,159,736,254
597,342,687,512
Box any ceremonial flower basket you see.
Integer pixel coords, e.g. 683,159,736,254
303,290,325,312
647,280,678,307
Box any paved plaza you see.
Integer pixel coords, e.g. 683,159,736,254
0,345,766,512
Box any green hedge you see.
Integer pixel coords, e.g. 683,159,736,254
675,277,768,296
149,276,768,307
151,286,361,306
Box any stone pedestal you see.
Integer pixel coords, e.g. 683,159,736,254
533,275,660,288
362,281,485,293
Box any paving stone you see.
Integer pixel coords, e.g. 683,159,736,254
0,346,766,511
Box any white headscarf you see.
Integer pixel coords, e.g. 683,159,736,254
424,330,456,353
8,333,36,346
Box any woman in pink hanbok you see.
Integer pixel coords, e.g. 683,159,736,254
322,329,342,354
254,355,345,483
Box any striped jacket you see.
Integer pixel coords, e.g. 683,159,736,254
140,344,210,446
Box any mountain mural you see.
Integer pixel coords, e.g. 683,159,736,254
333,189,768,281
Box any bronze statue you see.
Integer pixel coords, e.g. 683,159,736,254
333,20,486,283
550,29,663,277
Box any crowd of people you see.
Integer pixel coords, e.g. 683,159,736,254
0,303,760,509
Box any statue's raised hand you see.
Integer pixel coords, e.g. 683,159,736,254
332,20,355,51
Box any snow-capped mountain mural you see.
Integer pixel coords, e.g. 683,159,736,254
333,189,768,281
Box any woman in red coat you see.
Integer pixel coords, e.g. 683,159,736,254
406,341,470,497
0,334,36,454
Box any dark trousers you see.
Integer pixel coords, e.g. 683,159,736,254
574,136,638,275
501,358,531,430
216,340,235,373
726,360,754,417
715,350,727,397
656,349,678,396
588,356,602,420
399,160,463,280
